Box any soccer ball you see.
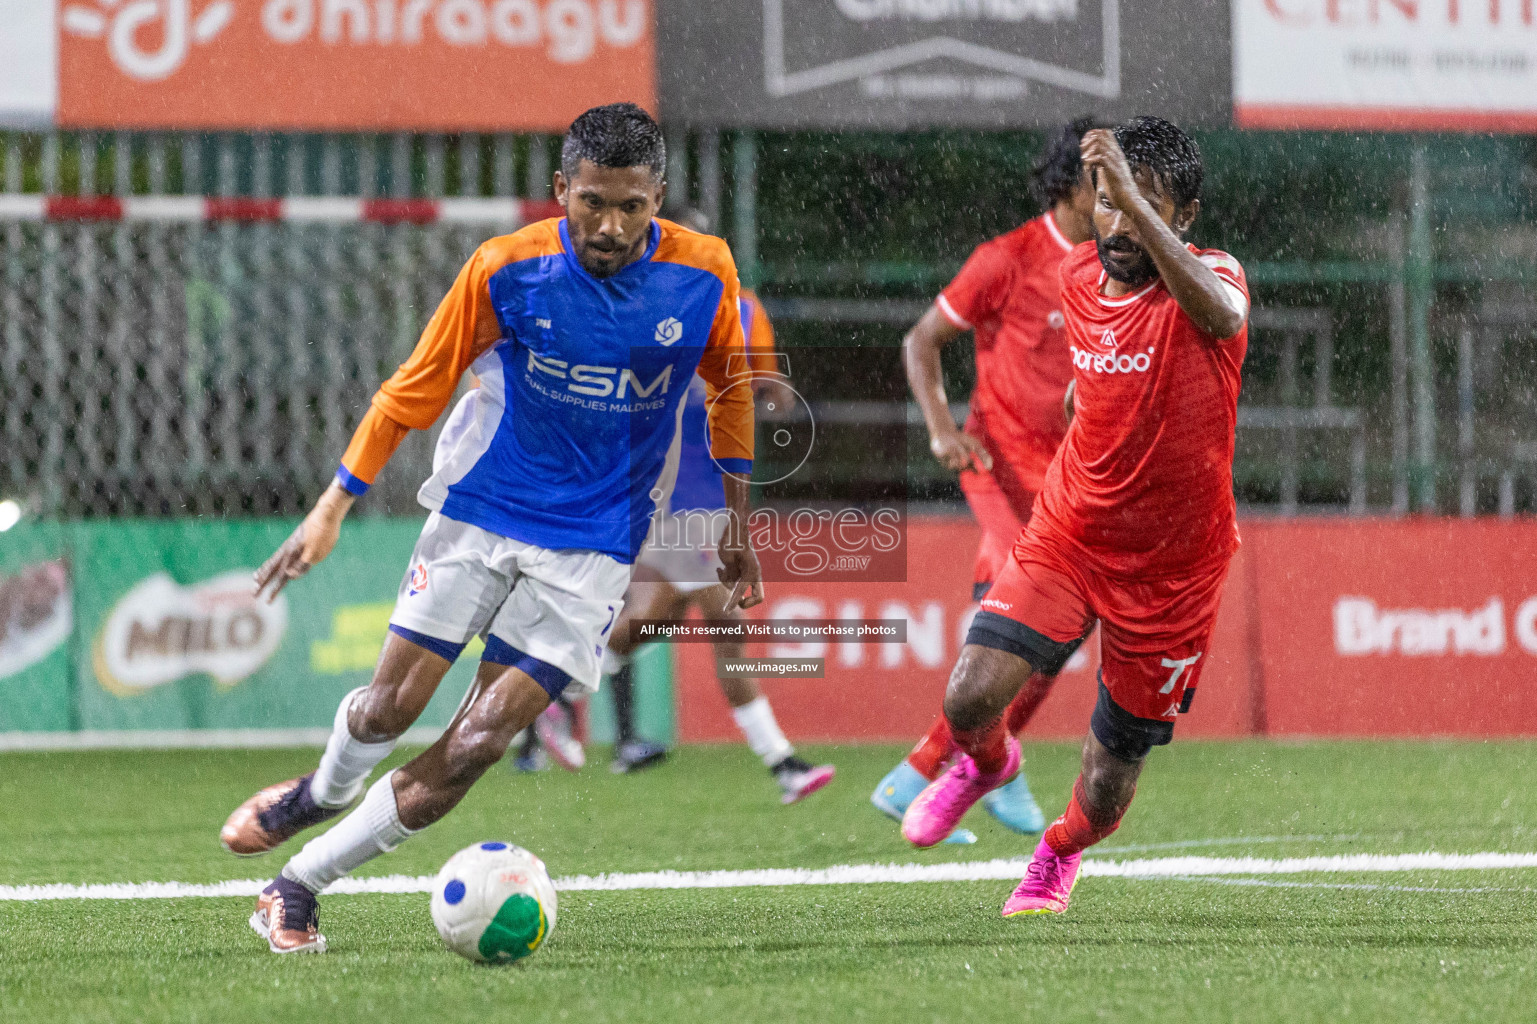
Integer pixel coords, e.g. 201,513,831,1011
430,842,558,963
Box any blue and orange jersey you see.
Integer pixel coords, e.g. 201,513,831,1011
335,217,755,561
669,289,777,513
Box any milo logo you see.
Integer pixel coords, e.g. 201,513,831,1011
95,570,287,695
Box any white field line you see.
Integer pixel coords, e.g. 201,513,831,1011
0,727,445,751
4,851,1537,902
1091,833,1363,854
1168,876,1532,895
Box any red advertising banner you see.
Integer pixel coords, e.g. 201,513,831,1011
675,517,1537,743
675,518,1252,745
56,0,655,130
1244,519,1537,737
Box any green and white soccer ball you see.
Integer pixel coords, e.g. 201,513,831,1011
430,842,558,963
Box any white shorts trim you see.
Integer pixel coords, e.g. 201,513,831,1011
389,513,629,695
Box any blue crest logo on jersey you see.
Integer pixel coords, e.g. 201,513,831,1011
654,318,683,346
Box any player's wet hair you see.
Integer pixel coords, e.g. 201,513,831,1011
1112,116,1203,210
561,103,666,182
1029,115,1109,208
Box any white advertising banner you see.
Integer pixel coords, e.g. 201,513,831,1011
0,0,58,125
1234,0,1537,131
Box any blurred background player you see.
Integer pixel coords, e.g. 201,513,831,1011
598,207,835,805
870,118,1105,841
219,104,764,954
901,117,1249,918
506,607,587,772
508,676,587,773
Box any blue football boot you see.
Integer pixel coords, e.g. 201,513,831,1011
981,770,1046,834
871,760,976,845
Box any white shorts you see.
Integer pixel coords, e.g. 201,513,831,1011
389,512,630,696
636,509,728,595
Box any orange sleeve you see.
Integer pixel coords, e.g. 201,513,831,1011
336,405,410,493
742,291,780,379
373,245,502,429
334,244,502,494
696,273,755,474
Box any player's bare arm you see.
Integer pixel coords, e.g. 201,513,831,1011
902,306,993,473
717,472,764,611
1080,129,1244,340
253,482,355,601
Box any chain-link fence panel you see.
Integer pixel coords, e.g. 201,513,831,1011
0,219,497,517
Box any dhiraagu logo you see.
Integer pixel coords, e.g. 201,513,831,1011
311,603,482,674
62,0,234,81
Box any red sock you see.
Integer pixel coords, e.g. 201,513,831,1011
948,716,1009,776
1043,776,1131,856
1004,672,1054,737
905,716,956,781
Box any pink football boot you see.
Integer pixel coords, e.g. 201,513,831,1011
774,757,836,805
1001,837,1082,917
900,736,1020,848
534,701,586,772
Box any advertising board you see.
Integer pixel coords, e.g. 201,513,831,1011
0,0,656,130
659,0,1231,128
5,516,1535,744
0,524,73,732
677,517,1537,742
1234,0,1537,131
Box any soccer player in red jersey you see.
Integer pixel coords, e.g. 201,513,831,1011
870,118,1104,842
900,116,1249,917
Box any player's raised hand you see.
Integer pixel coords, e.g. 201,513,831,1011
1080,129,1141,214
929,428,993,474
717,540,765,612
253,484,353,602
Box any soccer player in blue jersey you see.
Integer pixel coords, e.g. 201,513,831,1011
221,104,763,954
599,209,834,803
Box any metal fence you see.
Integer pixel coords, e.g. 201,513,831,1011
0,130,618,518
0,217,486,517
2,129,1534,520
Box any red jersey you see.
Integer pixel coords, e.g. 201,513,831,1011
1033,241,1249,581
937,212,1076,495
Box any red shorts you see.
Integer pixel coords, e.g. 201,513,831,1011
959,466,1033,599
973,526,1230,726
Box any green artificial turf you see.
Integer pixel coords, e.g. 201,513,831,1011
2,741,1535,1023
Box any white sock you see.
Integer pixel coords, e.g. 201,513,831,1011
731,696,794,768
311,687,397,809
283,770,416,894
